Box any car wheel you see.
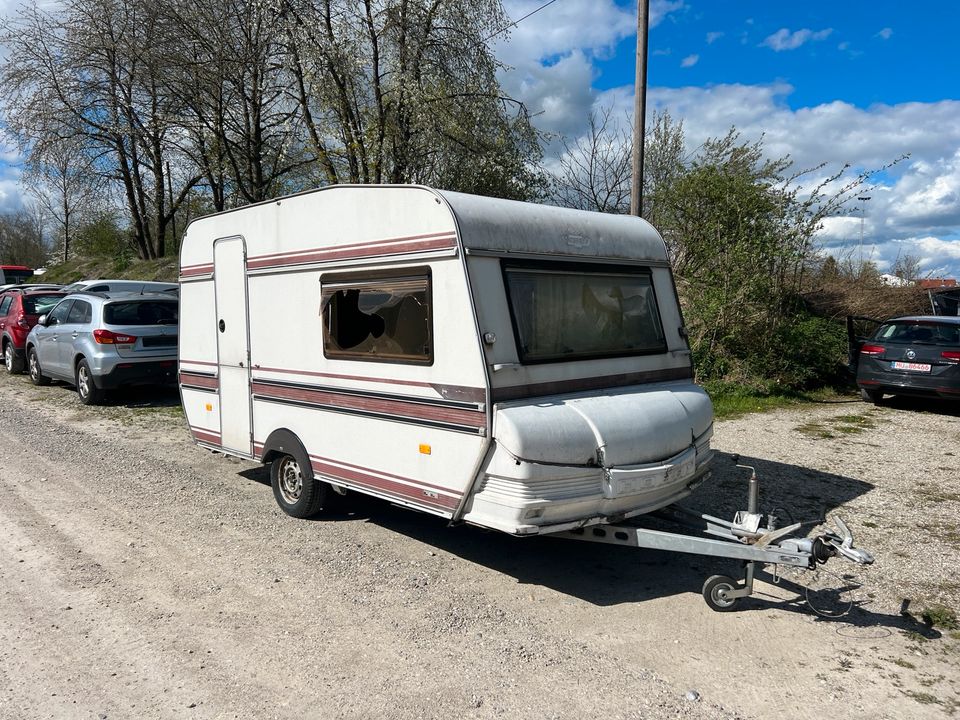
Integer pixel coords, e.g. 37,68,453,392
76,359,105,405
28,348,50,386
4,343,24,374
271,452,328,519
860,388,883,404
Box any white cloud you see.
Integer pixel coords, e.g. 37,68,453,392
706,31,724,44
496,0,689,139
680,54,699,68
877,27,893,40
761,27,833,52
582,82,960,277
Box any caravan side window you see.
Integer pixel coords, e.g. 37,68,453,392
321,273,432,364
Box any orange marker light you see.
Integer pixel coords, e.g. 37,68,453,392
205,403,213,411
419,444,432,455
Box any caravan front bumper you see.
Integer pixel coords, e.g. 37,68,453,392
461,428,714,535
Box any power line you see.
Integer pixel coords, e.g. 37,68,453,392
483,0,561,43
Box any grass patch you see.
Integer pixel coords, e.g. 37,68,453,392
904,690,941,705
707,384,855,420
922,605,959,631
39,256,178,284
795,412,876,439
892,658,916,669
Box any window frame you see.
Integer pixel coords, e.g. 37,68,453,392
0,295,12,316
320,266,434,366
500,258,668,365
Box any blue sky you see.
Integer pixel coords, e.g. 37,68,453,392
497,0,960,279
595,1,957,109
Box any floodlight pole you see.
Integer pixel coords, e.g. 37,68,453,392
630,0,650,217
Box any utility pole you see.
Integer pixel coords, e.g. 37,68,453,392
857,195,871,273
630,0,650,217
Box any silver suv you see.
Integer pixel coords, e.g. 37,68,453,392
25,292,178,404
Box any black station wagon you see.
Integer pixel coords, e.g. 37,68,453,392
849,315,960,403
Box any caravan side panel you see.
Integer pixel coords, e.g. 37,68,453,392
180,185,490,518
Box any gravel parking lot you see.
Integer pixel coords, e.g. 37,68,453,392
1,372,958,719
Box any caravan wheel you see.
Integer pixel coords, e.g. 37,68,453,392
271,453,328,519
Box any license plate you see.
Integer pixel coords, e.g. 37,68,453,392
891,361,931,372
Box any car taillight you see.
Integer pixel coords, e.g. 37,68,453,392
860,344,885,356
942,351,960,363
93,329,137,344
16,313,29,329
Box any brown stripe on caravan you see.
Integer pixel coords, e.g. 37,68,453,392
253,365,485,403
180,263,214,277
246,232,457,270
251,381,485,431
309,455,460,511
191,427,221,445
491,366,694,403
179,371,219,390
181,359,218,367
248,230,457,261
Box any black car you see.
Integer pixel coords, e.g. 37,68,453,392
849,315,960,403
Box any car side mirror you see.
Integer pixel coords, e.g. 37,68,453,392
37,314,49,327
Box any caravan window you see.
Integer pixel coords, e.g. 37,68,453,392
321,273,432,364
503,261,666,363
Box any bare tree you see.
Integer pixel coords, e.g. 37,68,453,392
553,109,686,217
0,205,48,266
554,107,632,213
1,0,202,259
22,134,103,263
164,0,307,209
276,0,543,197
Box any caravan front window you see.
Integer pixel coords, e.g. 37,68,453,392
503,262,666,363
321,273,432,364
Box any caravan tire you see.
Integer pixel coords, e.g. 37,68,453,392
271,453,328,519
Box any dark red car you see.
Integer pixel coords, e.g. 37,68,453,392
0,289,67,374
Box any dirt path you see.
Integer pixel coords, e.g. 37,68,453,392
1,372,958,719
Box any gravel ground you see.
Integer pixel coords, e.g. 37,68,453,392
1,371,959,720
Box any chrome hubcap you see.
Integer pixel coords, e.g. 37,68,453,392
29,354,39,379
277,457,303,504
78,366,89,397
4,346,11,370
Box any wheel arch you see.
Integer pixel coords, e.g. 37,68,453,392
260,428,314,479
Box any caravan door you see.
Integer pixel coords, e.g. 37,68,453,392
214,237,253,455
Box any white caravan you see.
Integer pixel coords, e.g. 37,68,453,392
179,185,872,611
179,184,712,531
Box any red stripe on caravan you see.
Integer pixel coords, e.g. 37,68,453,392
252,367,485,403
249,230,457,261
246,235,457,270
191,427,221,445
181,359,218,367
315,455,455,494
179,372,219,390
255,366,434,390
180,263,214,277
309,456,459,511
251,382,485,429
